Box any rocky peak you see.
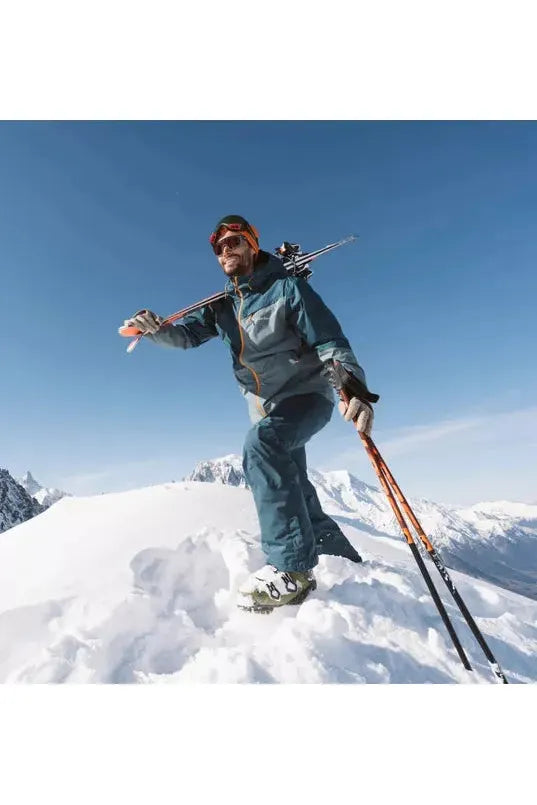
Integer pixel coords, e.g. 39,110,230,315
18,470,68,509
0,468,44,533
19,470,41,496
184,455,248,488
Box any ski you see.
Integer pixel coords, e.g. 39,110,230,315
119,234,358,353
276,234,358,280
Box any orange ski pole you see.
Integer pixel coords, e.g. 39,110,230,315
333,363,508,683
364,437,508,684
349,415,473,672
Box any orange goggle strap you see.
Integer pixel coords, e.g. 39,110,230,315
238,226,260,254
210,221,260,255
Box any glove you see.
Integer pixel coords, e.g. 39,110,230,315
338,397,374,436
321,360,378,437
120,309,164,335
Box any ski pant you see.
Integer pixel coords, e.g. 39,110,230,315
242,392,361,572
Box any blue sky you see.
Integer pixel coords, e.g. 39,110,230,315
1,121,536,504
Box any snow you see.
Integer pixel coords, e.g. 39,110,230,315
1,479,536,684
186,458,537,602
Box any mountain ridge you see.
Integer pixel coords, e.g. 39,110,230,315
187,455,537,600
0,469,44,533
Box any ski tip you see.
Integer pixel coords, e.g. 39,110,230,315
119,325,142,337
126,338,140,353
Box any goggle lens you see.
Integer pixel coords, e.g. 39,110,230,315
213,234,243,256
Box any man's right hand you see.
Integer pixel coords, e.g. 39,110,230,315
338,397,374,436
120,310,164,335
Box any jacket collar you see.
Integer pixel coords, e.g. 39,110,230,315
224,252,287,295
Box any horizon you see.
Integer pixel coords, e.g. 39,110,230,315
2,121,536,506
10,450,537,509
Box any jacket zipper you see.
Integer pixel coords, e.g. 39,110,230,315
233,279,266,418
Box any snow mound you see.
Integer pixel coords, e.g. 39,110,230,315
0,481,535,684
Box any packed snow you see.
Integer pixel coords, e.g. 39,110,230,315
1,479,535,684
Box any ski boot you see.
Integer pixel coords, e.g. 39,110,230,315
237,565,316,614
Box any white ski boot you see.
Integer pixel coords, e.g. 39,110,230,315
237,565,316,613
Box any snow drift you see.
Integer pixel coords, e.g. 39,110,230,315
1,479,535,684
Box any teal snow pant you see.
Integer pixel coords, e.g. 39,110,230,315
242,393,362,572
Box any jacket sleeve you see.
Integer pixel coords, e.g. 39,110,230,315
285,276,368,386
146,305,218,349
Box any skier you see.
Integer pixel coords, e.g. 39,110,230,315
120,215,376,612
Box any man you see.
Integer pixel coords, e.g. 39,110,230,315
121,215,377,613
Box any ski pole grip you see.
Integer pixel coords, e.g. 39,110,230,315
323,360,380,404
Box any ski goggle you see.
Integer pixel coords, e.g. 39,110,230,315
209,221,244,245
209,220,260,254
213,234,244,256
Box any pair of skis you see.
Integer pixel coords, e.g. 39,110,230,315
119,235,357,353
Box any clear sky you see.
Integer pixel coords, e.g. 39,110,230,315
1,121,536,505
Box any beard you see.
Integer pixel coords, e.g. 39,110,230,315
221,251,255,277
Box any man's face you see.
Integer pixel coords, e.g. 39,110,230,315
215,232,255,278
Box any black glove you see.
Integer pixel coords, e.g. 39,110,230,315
322,361,379,404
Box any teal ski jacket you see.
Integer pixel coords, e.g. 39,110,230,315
148,252,369,422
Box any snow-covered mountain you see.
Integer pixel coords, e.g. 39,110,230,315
189,456,537,601
18,470,67,509
1,478,535,684
0,468,44,533
185,455,248,487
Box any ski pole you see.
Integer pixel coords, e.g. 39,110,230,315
330,362,508,682
327,364,471,669
365,438,509,684
355,424,474,672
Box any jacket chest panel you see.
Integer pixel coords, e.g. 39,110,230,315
215,289,292,353
240,297,289,349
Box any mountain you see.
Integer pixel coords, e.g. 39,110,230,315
445,500,537,599
188,456,537,601
0,478,535,683
0,468,44,533
18,470,67,509
185,455,248,487
19,470,41,496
